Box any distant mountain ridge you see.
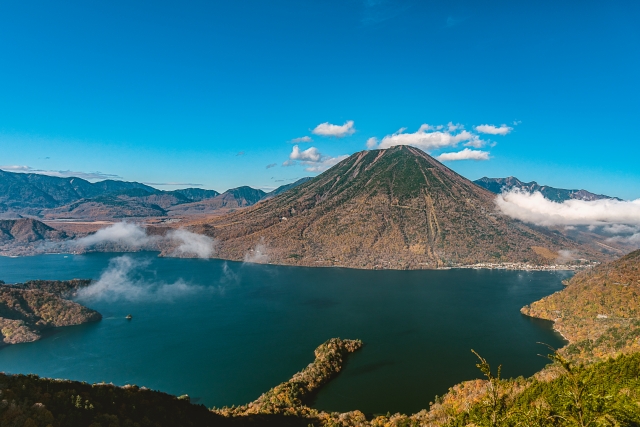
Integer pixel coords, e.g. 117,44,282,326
0,169,310,220
167,186,267,216
193,146,600,269
474,176,619,202
0,218,66,242
263,178,314,200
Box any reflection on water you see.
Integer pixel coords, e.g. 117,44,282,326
0,252,568,415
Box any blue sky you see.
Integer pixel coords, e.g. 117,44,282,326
1,0,639,198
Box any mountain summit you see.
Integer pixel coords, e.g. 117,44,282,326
194,146,595,268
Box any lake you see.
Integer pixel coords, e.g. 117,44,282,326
0,252,567,415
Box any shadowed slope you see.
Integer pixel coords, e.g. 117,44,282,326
194,146,595,269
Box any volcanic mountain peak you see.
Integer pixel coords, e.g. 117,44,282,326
194,146,598,269
262,145,491,210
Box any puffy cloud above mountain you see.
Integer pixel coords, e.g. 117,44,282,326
290,136,312,143
283,145,348,172
376,125,480,150
286,145,322,162
312,120,355,137
436,148,490,161
474,124,513,135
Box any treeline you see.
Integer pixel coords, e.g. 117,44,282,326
0,374,314,427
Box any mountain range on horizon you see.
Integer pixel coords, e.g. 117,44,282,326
0,169,312,220
473,176,620,202
0,165,621,222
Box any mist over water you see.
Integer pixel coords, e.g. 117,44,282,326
0,252,567,415
76,255,210,303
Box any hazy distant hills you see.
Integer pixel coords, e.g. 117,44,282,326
0,218,66,243
0,169,310,220
263,177,314,200
0,169,155,216
474,176,619,202
193,146,597,268
167,186,267,216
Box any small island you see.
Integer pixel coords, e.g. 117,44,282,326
0,279,101,345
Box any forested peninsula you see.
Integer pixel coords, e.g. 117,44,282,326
0,279,100,345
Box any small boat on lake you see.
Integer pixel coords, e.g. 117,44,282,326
126,314,132,320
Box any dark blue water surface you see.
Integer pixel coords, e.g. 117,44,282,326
0,252,567,415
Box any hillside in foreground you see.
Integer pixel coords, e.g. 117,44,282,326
522,248,640,362
193,146,602,269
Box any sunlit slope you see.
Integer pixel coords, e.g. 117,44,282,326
194,146,595,268
522,249,640,361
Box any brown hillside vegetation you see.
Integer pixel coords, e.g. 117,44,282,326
0,280,101,345
193,146,598,269
0,219,66,243
522,249,640,362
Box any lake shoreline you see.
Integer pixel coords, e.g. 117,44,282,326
1,248,597,273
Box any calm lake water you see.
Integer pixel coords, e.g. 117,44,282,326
0,252,567,415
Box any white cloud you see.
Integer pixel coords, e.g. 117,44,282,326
76,255,207,303
366,137,379,149
288,145,322,162
601,224,639,235
290,136,312,143
0,165,31,172
304,155,349,172
0,165,121,180
463,138,488,148
312,120,356,138
474,124,513,135
76,222,155,248
447,122,463,132
607,233,640,247
377,124,483,150
436,149,490,161
166,228,217,259
495,189,640,227
244,239,270,264
283,145,348,173
74,222,216,258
